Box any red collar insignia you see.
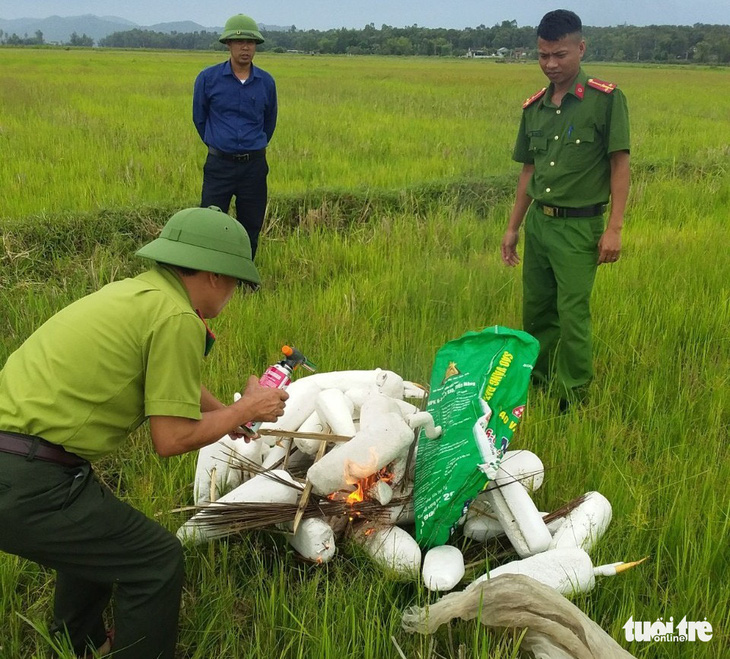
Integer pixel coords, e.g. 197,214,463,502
587,77,617,94
522,87,547,109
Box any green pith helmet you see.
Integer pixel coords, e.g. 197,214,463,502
219,14,265,44
136,207,261,287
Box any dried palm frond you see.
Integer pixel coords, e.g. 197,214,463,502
181,494,412,536
177,460,410,534
229,455,306,482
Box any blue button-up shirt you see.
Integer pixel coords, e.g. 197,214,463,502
193,59,277,153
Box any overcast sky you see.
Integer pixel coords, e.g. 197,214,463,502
0,0,726,29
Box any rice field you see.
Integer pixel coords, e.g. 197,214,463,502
0,48,729,658
1,49,728,219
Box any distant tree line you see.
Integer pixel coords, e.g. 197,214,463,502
3,21,730,63
98,29,220,50
100,21,730,63
0,30,94,47
0,29,46,46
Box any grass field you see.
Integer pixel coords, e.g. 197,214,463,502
0,48,729,658
1,48,728,218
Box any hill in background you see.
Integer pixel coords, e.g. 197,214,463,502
0,14,288,44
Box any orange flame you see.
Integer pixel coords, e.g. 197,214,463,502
345,467,394,505
326,454,396,508
346,481,366,504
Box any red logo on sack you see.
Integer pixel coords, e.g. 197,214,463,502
512,405,525,419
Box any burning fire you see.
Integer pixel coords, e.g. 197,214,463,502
328,466,395,505
346,467,394,504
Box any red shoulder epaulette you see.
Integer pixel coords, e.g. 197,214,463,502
587,77,617,93
522,87,547,109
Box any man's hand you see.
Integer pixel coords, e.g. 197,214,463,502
598,227,622,264
501,229,521,266
236,375,288,424
228,425,255,443
150,377,288,456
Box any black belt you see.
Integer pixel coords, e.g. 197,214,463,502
208,146,266,162
536,203,606,218
0,431,87,467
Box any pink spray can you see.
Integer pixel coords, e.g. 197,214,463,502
245,345,316,434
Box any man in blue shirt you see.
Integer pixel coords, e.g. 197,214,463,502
193,14,278,259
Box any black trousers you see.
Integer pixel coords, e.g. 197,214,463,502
0,453,184,658
201,153,269,259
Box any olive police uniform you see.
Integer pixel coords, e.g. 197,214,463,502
0,265,206,658
512,68,630,395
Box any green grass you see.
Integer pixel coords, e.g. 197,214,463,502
1,50,729,658
1,49,728,219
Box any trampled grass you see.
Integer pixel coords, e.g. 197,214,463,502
1,48,729,658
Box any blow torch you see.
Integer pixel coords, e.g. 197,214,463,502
244,345,316,435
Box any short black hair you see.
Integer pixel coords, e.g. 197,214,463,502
537,10,582,41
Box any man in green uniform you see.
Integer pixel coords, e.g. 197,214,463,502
0,207,289,658
501,9,630,407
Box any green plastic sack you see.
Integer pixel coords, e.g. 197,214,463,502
414,326,539,547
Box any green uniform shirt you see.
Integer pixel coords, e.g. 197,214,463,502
513,68,630,208
0,265,206,461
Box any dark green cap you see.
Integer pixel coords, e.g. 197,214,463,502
135,207,260,287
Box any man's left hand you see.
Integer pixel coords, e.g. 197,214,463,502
598,228,622,264
228,426,255,443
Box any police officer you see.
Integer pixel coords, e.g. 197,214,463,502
0,207,288,658
501,9,630,408
193,14,278,259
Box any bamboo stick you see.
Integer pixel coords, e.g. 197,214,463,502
292,440,328,534
282,438,293,471
209,465,218,503
257,428,352,443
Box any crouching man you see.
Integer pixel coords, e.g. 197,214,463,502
0,207,288,658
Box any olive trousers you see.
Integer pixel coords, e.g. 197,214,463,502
522,204,604,397
0,452,184,658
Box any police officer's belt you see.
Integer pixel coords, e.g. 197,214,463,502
0,431,87,467
537,203,606,218
208,147,266,162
